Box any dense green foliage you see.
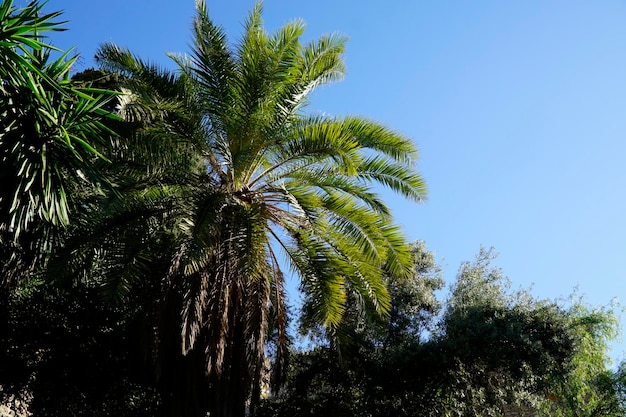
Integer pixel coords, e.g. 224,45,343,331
540,298,625,417
0,0,117,288
0,286,160,417
0,2,623,417
1,2,425,416
257,247,625,417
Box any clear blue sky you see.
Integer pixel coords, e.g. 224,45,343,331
46,0,626,362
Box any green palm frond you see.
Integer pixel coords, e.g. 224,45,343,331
357,155,427,202
189,1,235,123
96,43,187,120
285,229,348,328
282,169,391,215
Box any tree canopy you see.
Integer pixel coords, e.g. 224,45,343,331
2,1,426,416
258,247,625,417
0,2,623,417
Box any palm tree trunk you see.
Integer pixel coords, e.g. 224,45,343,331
157,291,211,417
157,288,249,417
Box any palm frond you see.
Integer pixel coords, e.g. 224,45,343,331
357,155,427,202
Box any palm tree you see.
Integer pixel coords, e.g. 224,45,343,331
70,2,427,416
0,0,117,285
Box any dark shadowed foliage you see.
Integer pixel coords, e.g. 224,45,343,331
0,285,161,416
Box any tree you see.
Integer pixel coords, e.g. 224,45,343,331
442,251,625,417
539,297,625,417
0,285,160,417
0,0,117,286
57,2,427,416
259,247,612,417
431,247,576,416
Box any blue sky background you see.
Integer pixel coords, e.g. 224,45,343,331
46,0,626,362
